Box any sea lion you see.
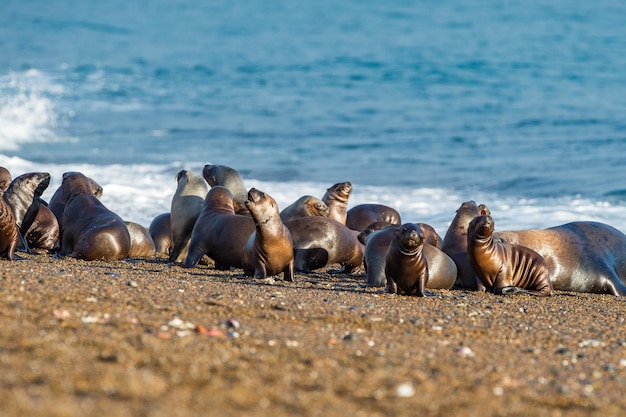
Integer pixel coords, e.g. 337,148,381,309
125,221,156,259
362,224,456,288
202,164,248,208
24,205,59,252
0,167,11,192
0,194,19,260
148,212,172,256
169,170,208,264
346,204,401,232
279,195,330,223
321,181,352,225
182,186,255,270
58,172,130,261
495,221,626,296
3,172,51,231
467,215,553,296
441,201,490,291
385,223,428,296
49,173,103,226
285,216,363,273
241,188,294,281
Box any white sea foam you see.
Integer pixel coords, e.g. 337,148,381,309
2,154,625,235
0,70,73,151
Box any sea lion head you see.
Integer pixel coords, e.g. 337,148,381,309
395,223,424,254
469,215,495,239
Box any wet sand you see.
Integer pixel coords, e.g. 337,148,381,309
2,253,626,417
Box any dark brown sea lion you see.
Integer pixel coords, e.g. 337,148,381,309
363,224,456,288
148,212,172,256
24,204,59,252
346,204,401,232
495,221,626,296
49,173,103,226
441,201,490,291
467,215,553,296
0,167,11,193
182,186,255,270
279,195,330,223
241,188,294,281
202,164,248,210
58,172,130,261
285,216,362,273
321,181,352,225
125,221,156,259
385,223,428,296
0,193,19,260
169,170,207,264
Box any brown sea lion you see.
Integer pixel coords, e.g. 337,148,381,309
285,216,362,273
49,173,103,226
58,172,130,261
467,215,553,296
321,181,352,225
441,201,490,291
495,221,626,296
0,194,19,260
279,195,330,223
346,203,401,232
241,188,294,281
182,186,255,270
24,205,59,252
169,170,207,264
202,164,248,209
148,212,172,256
363,224,456,288
0,167,12,192
125,221,156,259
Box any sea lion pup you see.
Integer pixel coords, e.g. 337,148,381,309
148,212,173,256
495,222,626,296
362,224,456,288
242,188,294,281
0,191,19,260
49,173,103,226
285,216,363,273
467,215,553,296
202,164,249,214
24,205,59,252
346,204,401,232
279,195,330,223
125,221,156,259
182,186,255,270
0,167,11,192
321,181,352,225
58,172,130,261
441,201,490,291
385,223,429,296
169,170,208,264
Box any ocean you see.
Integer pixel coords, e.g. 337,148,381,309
1,0,626,235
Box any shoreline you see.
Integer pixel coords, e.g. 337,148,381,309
2,253,626,416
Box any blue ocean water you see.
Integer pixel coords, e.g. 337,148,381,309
1,0,626,232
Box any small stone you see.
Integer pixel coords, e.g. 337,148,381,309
127,280,138,288
579,339,605,348
457,346,475,358
395,382,415,398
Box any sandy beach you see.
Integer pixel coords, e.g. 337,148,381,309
2,252,626,417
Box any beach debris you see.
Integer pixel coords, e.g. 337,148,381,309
579,339,605,348
456,346,475,358
53,309,71,320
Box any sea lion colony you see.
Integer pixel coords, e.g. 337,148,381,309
2,164,626,297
